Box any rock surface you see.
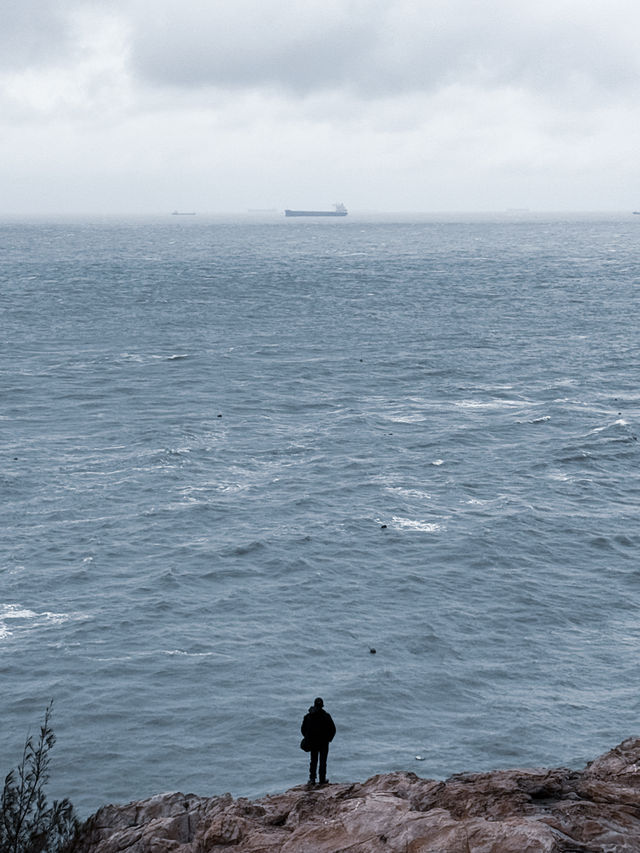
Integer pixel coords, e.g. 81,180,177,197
76,738,640,852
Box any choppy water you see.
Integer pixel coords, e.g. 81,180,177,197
2,212,639,816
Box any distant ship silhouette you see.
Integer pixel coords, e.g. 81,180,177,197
284,203,347,217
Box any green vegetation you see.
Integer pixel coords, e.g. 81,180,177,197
1,702,79,853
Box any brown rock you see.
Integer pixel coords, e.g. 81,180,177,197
75,738,640,853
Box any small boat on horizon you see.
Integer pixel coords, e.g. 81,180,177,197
171,211,196,215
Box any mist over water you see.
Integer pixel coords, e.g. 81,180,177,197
2,213,639,815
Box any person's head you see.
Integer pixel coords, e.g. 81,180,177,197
314,697,324,709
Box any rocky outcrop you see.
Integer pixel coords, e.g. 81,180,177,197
76,737,640,852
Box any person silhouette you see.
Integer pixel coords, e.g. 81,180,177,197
301,697,336,785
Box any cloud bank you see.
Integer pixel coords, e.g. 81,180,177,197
122,0,640,100
6,0,640,102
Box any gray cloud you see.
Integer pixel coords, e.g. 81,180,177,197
3,1,638,104
124,0,640,100
128,0,379,93
0,1,83,70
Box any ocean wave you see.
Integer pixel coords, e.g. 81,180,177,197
390,516,446,532
162,649,227,658
220,540,266,557
384,413,428,423
463,496,508,506
0,603,79,641
585,419,636,441
454,398,533,410
548,470,573,481
385,487,432,500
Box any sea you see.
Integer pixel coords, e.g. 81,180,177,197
1,212,639,817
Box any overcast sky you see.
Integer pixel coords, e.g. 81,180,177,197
2,0,639,214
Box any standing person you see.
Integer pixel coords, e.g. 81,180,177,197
301,697,336,785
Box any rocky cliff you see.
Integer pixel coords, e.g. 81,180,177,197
76,737,640,852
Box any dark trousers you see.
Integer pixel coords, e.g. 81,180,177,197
309,744,329,782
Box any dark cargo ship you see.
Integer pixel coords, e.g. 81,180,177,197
284,203,347,217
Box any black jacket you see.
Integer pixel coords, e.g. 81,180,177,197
301,707,336,748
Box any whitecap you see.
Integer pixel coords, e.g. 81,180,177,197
455,399,531,410
90,655,134,662
476,383,514,392
162,649,222,658
391,516,446,533
0,603,77,641
464,495,509,507
1,604,39,620
592,419,629,433
386,487,432,500
43,611,73,626
386,413,427,423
